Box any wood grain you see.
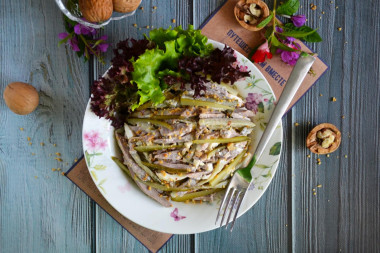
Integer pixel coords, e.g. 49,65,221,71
0,1,92,252
291,0,380,252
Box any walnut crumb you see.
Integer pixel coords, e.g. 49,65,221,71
55,152,61,156
319,93,323,96
139,6,144,10
310,4,317,10
332,97,337,102
153,6,157,9
61,172,65,176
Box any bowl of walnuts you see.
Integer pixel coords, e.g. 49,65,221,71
55,0,141,28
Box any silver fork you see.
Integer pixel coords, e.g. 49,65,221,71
216,55,316,231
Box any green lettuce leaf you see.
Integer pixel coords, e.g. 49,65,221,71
131,25,214,109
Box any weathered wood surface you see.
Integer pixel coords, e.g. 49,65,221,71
0,0,379,252
0,1,92,252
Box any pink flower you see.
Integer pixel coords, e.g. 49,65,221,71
84,131,107,151
170,208,186,221
246,93,263,113
58,33,80,52
276,38,301,66
239,65,248,72
291,15,306,27
74,23,97,37
118,184,131,193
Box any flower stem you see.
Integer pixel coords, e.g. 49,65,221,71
270,0,278,47
79,34,99,57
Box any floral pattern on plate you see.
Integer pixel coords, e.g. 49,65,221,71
84,130,108,194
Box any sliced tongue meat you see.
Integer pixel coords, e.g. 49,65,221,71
115,133,171,207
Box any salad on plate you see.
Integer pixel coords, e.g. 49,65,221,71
90,26,258,207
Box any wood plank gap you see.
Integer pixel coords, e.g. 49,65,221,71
289,111,295,253
90,54,99,253
191,3,198,253
193,233,199,253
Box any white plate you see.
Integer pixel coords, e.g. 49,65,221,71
82,40,283,234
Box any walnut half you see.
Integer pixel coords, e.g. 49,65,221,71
234,0,269,31
306,123,341,154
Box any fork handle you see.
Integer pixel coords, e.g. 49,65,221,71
238,54,316,182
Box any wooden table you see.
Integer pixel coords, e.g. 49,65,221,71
1,0,379,252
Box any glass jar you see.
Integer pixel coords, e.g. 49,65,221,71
55,0,139,28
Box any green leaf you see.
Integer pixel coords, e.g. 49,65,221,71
98,178,107,186
85,150,91,167
258,102,264,113
262,171,272,178
94,165,106,171
276,0,300,16
284,24,322,42
58,36,70,46
131,26,214,110
99,185,106,194
271,35,298,52
257,13,274,28
265,26,274,39
90,171,98,181
255,164,270,169
269,142,281,156
281,28,318,39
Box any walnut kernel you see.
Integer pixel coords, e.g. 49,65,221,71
306,123,341,154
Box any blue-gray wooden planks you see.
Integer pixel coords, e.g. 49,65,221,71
0,0,379,252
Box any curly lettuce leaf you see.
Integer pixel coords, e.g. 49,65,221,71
131,26,213,109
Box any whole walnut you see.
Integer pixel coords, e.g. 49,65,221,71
113,0,141,13
79,0,113,23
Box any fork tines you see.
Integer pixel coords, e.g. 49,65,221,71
215,187,245,232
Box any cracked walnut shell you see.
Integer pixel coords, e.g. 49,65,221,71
306,123,341,154
234,0,270,31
